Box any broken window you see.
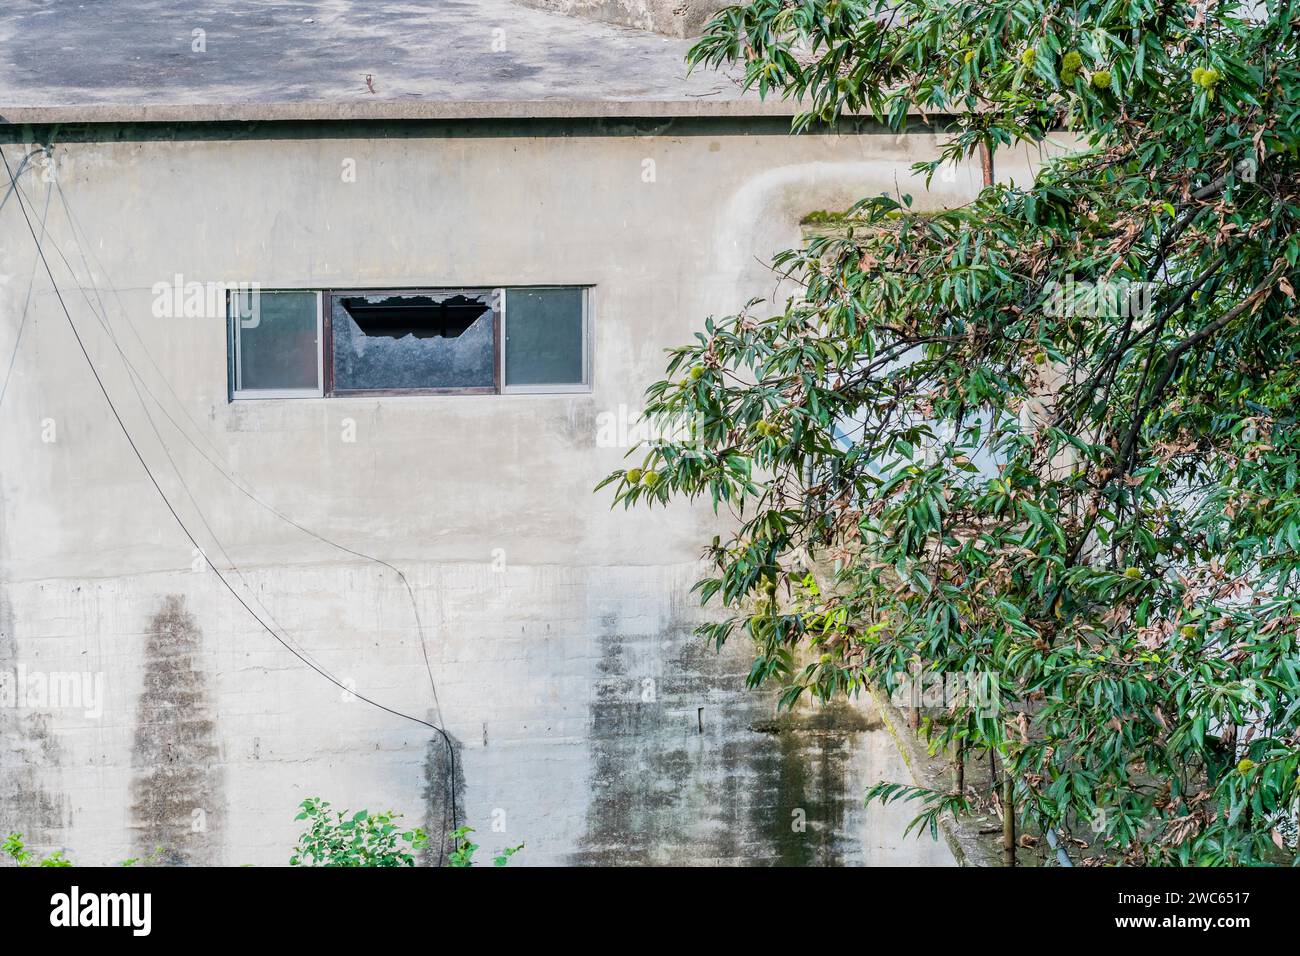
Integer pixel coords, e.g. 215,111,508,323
228,290,322,398
228,286,591,399
330,290,497,393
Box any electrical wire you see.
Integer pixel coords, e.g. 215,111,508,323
0,149,49,411
51,187,461,857
2,145,460,862
32,178,338,679
51,177,448,738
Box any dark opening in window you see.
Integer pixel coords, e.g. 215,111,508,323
340,294,490,340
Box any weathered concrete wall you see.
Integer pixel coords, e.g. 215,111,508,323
0,119,1011,865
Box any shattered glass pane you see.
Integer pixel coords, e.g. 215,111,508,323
331,291,496,391
504,287,585,386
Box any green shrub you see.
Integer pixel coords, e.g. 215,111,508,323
290,797,428,867
446,826,524,867
3,832,71,867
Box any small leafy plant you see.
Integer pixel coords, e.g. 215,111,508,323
446,826,524,867
3,832,72,867
119,845,167,867
290,797,429,867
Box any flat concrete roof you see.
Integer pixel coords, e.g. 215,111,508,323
0,0,784,125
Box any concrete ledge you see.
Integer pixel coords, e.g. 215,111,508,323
0,97,817,127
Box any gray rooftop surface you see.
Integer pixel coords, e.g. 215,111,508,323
0,0,785,124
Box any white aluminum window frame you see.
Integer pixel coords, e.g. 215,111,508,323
230,290,324,400
498,285,594,395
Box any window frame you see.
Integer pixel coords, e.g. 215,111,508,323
499,285,593,395
228,285,593,400
228,289,324,400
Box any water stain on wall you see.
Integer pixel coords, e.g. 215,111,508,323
129,594,224,865
746,702,877,866
0,591,66,855
422,730,466,866
572,608,876,865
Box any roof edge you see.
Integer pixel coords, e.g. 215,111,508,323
0,97,813,126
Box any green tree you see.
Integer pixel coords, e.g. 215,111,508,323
603,0,1300,864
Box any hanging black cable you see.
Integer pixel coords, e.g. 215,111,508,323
2,145,460,863
0,149,50,411
51,189,461,860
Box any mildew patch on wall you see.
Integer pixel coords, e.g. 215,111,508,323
571,603,893,866
129,595,224,865
745,702,879,866
422,730,466,866
0,589,66,857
